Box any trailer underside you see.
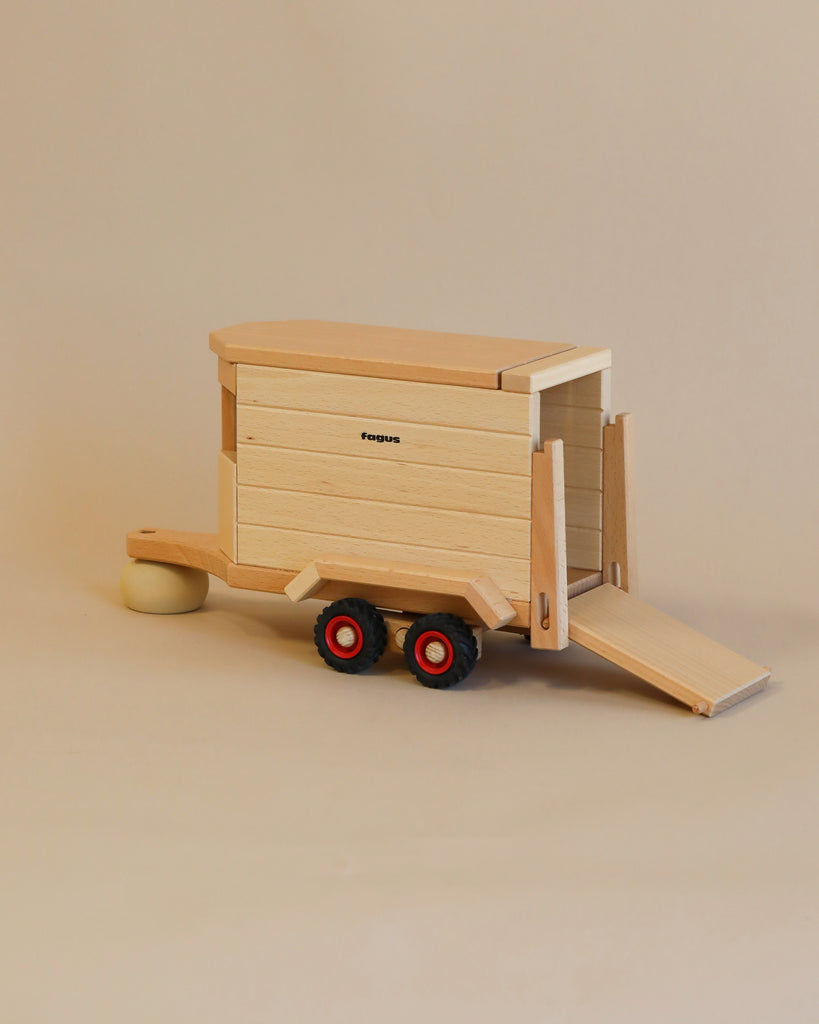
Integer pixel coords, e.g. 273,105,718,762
125,529,769,716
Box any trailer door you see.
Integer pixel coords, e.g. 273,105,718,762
568,584,770,716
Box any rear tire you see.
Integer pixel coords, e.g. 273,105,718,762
314,598,387,674
404,613,478,689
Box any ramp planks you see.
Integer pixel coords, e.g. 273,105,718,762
568,584,770,715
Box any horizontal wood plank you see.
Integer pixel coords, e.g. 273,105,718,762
237,364,533,434
238,524,531,600
237,485,530,560
566,525,602,571
237,405,533,475
236,445,531,519
563,446,603,490
541,404,606,450
565,486,602,531
535,369,610,410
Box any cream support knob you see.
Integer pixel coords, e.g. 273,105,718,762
120,559,209,614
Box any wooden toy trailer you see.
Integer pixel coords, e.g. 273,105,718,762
124,321,770,716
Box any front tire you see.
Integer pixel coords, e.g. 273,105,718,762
404,613,478,689
314,598,387,674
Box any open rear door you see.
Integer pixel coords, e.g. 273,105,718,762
569,584,770,715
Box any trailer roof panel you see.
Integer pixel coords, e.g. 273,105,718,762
501,347,612,393
210,320,574,388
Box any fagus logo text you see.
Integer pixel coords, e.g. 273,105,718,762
361,431,400,444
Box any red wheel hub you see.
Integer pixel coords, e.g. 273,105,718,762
413,630,454,675
325,615,364,659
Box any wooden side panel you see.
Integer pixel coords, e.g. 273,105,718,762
530,443,569,650
540,368,609,571
238,365,533,434
540,405,606,450
238,405,533,475
221,387,236,452
218,451,237,560
218,359,236,394
602,412,638,593
237,524,531,600
237,445,532,519
234,364,536,602
237,486,530,560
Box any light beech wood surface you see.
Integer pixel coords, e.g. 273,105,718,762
211,320,572,388
569,584,770,715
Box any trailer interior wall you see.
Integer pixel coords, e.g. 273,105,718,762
538,369,610,572
218,379,238,560
232,365,537,601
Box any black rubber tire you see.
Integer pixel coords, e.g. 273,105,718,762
314,598,387,674
403,613,478,689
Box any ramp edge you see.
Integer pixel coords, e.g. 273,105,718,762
706,671,770,717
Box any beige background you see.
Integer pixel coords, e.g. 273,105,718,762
1,1,817,1020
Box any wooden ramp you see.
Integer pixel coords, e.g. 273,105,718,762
568,584,770,716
